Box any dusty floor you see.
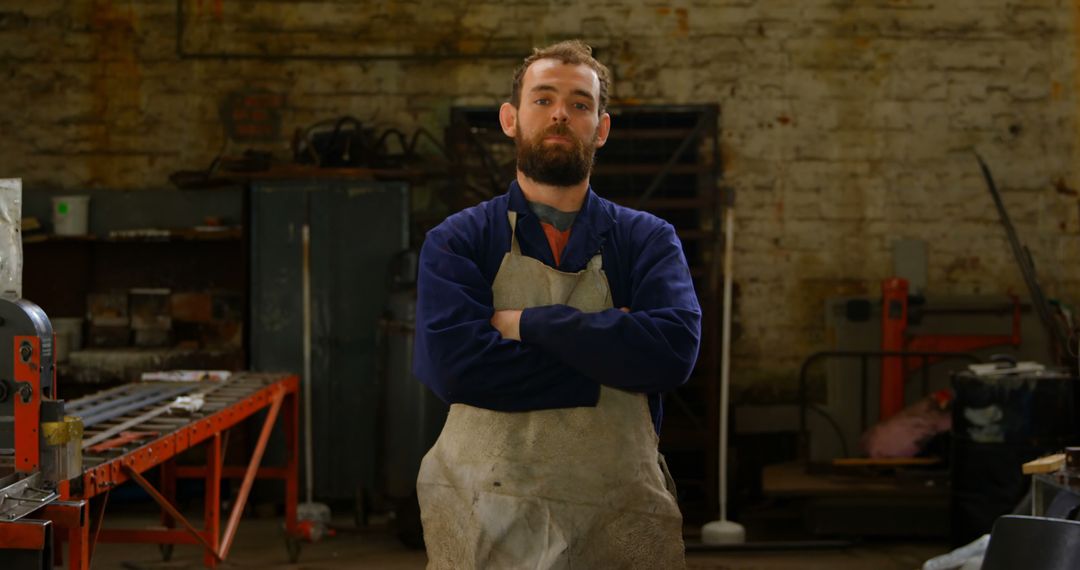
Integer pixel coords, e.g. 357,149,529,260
86,510,949,570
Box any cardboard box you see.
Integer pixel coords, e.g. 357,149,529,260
130,288,171,331
171,292,213,323
87,291,128,327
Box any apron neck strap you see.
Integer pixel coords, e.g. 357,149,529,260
587,254,603,271
507,211,521,255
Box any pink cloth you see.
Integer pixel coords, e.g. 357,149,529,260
861,394,952,458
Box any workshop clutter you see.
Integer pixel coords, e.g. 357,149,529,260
169,116,447,190
950,362,1078,545
294,116,375,168
86,289,242,349
293,116,445,169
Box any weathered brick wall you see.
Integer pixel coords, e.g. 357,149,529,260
1,1,1077,401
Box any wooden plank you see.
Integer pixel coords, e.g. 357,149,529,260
1023,453,1065,475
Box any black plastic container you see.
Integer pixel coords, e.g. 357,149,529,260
951,368,1079,545
952,369,1076,445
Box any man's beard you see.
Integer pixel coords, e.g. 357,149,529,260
515,122,598,187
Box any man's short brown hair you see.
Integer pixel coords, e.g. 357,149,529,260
510,40,611,115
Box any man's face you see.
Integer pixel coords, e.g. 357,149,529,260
500,59,611,188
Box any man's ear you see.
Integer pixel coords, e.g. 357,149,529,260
595,112,611,148
499,102,518,138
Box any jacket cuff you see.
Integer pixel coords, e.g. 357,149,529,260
519,306,542,344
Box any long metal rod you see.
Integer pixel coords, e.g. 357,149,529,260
68,384,156,415
218,388,285,559
82,382,229,449
75,385,195,425
121,465,222,560
66,385,145,412
79,385,196,428
974,152,1070,361
302,221,315,505
718,205,735,522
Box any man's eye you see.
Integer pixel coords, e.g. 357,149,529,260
534,98,550,105
574,103,591,111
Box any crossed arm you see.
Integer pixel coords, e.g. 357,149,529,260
413,220,701,409
490,307,629,341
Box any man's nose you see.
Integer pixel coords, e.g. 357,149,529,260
550,104,569,123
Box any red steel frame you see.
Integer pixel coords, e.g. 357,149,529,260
880,278,1022,420
880,278,909,420
1,373,301,569
14,335,42,473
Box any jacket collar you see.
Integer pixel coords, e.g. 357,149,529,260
506,180,616,270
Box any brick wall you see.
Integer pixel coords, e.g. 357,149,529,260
1,1,1077,401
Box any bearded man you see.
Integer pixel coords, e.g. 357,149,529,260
413,40,700,569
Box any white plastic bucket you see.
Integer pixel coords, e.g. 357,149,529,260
52,196,90,236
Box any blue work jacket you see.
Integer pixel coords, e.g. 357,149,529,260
413,181,702,434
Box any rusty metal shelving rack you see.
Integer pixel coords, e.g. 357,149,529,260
446,104,724,522
1,372,301,569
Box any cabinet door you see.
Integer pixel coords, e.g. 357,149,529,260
249,180,409,500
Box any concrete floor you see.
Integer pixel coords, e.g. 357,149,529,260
88,510,949,570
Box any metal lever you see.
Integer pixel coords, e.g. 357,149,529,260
4,492,56,503
0,481,59,521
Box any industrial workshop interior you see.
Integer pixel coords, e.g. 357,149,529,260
5,2,1080,570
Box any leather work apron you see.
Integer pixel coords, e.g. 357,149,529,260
417,211,686,569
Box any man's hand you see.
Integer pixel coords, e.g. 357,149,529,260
491,310,523,341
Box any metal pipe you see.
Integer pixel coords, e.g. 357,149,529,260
82,383,228,449
218,388,285,559
974,153,1070,361
121,465,221,561
66,385,144,412
74,385,195,424
302,222,315,505
67,386,147,413
79,385,196,428
718,204,735,522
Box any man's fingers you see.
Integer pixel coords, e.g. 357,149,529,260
619,307,630,313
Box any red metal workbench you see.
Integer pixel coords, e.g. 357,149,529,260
11,372,301,569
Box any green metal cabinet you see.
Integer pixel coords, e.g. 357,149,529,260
249,180,408,501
